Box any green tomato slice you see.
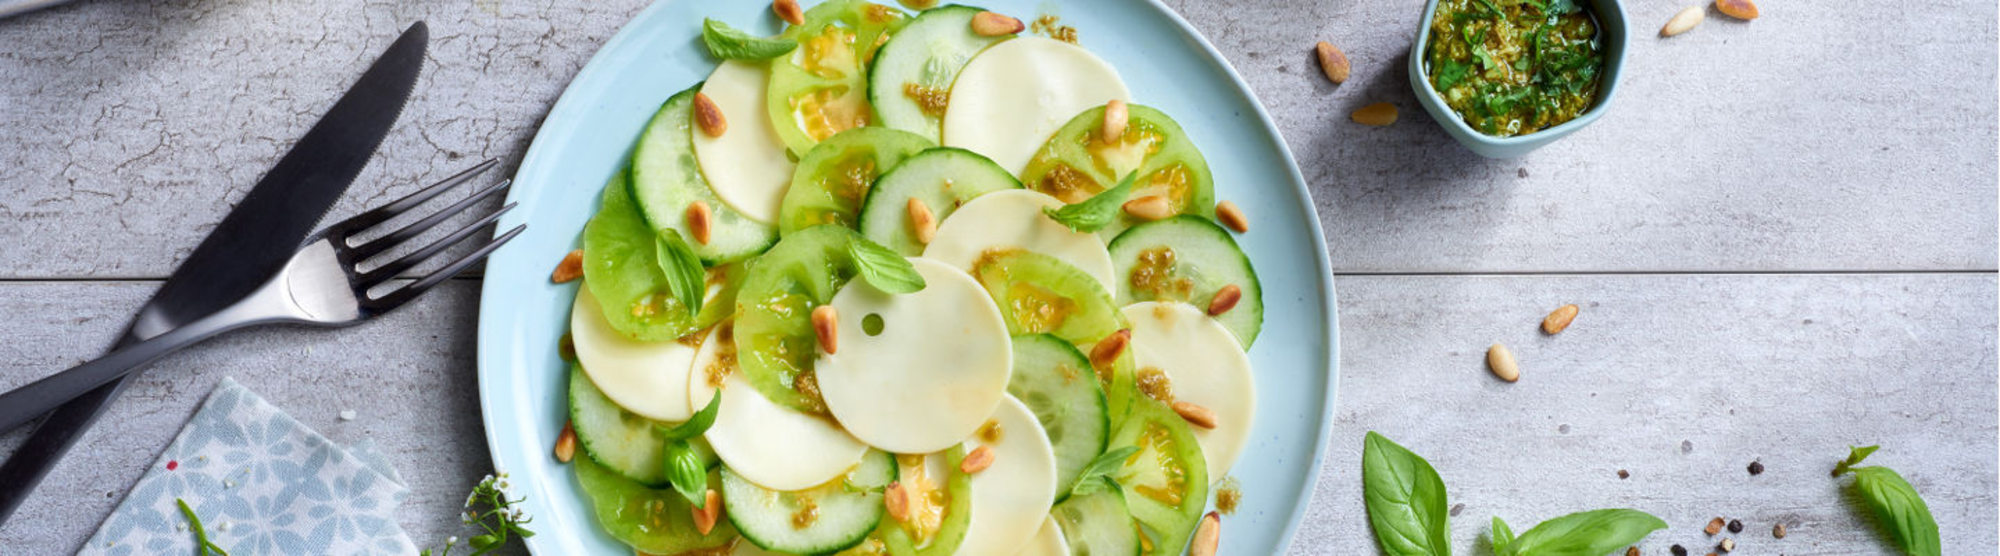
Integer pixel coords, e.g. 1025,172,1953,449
573,453,736,553
733,224,864,413
1018,103,1217,239
969,248,1139,422
778,126,934,235
582,171,737,341
767,0,910,155
1108,397,1208,556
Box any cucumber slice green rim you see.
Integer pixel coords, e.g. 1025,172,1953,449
569,364,721,487
723,450,897,554
582,172,736,342
1053,488,1144,556
867,5,1011,141
969,248,1139,421
1018,103,1216,239
1108,215,1264,348
1007,334,1111,502
574,453,737,553
1107,396,1208,556
778,126,935,235
734,224,864,413
633,84,778,264
858,147,1022,255
767,0,911,156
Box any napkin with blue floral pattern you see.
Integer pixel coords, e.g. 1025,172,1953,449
78,377,417,555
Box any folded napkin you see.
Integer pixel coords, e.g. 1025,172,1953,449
80,377,418,556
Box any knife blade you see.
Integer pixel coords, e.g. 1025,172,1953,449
0,21,429,526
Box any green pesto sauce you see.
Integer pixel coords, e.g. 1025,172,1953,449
1425,0,1603,137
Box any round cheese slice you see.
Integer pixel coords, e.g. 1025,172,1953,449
943,37,1131,176
958,395,1060,556
693,60,795,224
570,285,700,422
1017,516,1071,556
922,189,1117,292
816,258,1013,454
1122,301,1256,478
691,325,868,491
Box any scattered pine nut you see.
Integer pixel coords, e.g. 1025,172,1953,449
686,201,713,245
960,446,995,474
970,11,1023,36
552,249,585,283
1315,41,1350,84
1090,329,1131,369
812,305,839,354
1715,0,1758,20
1716,538,1735,552
1662,6,1704,37
1101,100,1129,144
1190,511,1220,556
692,489,722,535
693,92,727,137
1626,548,1640,556
1216,200,1249,233
773,0,805,26
553,420,577,463
1542,304,1580,334
907,198,937,245
1351,102,1398,126
1705,517,1725,535
1487,343,1519,382
884,481,911,522
1122,195,1172,221
1772,523,1787,538
1172,401,1218,429
1207,285,1243,316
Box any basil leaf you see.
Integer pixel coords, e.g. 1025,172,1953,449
1042,172,1138,233
1362,432,1451,556
1435,60,1471,91
1834,445,1882,477
654,230,707,316
849,236,927,294
655,390,722,441
1502,509,1666,556
701,18,797,61
1491,516,1516,552
1835,447,1941,556
663,439,710,508
1069,446,1140,497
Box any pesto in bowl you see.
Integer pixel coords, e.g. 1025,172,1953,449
1424,0,1603,137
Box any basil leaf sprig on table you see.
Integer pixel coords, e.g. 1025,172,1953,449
654,230,708,315
657,392,723,508
1833,445,1942,556
850,236,927,294
1362,431,1452,556
701,18,798,61
1043,171,1138,233
1491,509,1666,556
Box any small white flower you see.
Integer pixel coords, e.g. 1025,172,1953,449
216,522,231,532
448,536,459,545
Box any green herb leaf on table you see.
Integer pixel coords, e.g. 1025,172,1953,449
701,18,798,61
1069,446,1141,497
849,236,927,293
1834,446,1941,556
1043,172,1138,233
1494,508,1666,556
422,473,535,556
664,439,711,508
1362,432,1452,556
1489,516,1516,549
177,498,232,556
654,230,708,316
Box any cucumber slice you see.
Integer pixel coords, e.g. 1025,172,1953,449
723,450,896,554
1053,489,1143,556
767,0,910,155
735,225,863,413
583,172,735,341
569,364,719,487
1107,216,1263,348
633,84,777,264
778,126,935,235
878,447,974,556
868,5,1011,141
858,147,1021,255
1018,104,1215,239
1107,398,1208,555
1008,334,1110,500
574,453,737,553
969,249,1138,420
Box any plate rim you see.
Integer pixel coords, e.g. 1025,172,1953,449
478,0,1341,552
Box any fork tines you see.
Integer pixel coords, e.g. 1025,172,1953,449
327,158,525,314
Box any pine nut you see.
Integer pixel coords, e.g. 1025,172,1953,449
773,0,805,26
960,446,995,474
812,305,839,354
1101,100,1128,144
970,11,1023,36
1705,517,1725,535
1216,200,1249,233
885,481,911,522
1715,0,1758,19
1487,343,1519,382
553,420,577,463
692,489,722,534
1172,401,1218,429
1191,511,1220,556
694,92,727,137
1351,102,1398,126
1315,41,1350,84
907,198,937,245
1542,304,1579,334
687,201,713,245
1090,329,1131,369
1207,285,1243,316
1122,195,1172,221
551,249,585,283
1662,6,1704,36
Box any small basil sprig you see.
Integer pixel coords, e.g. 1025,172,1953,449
1492,509,1666,556
702,18,797,61
1362,431,1451,556
657,390,723,441
658,392,723,508
1833,446,1941,556
849,236,927,294
654,231,707,316
177,499,232,556
1042,172,1138,233
1068,446,1140,497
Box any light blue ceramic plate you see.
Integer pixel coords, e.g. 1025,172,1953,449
476,1,1338,553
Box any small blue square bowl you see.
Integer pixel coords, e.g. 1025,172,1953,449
1408,0,1630,158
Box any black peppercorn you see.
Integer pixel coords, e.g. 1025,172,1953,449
1727,519,1744,533
1748,460,1764,475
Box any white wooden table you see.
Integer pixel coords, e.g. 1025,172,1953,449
1,0,1993,554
